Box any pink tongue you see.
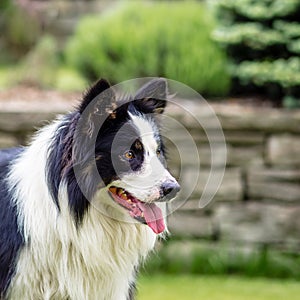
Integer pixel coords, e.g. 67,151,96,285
137,202,165,234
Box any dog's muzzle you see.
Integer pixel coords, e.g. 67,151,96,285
160,180,180,201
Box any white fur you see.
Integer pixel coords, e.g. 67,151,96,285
6,121,157,300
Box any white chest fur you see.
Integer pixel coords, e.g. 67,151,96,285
8,205,156,300
6,123,157,299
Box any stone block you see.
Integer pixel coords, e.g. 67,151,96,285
165,139,227,169
227,146,264,167
166,101,225,130
177,198,208,211
266,134,300,166
165,133,263,168
165,127,229,146
223,131,264,146
179,168,243,203
248,181,300,202
214,105,300,133
168,210,214,238
248,167,300,183
248,167,300,202
167,101,300,134
214,202,300,244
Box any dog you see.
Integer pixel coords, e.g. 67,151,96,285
0,78,180,299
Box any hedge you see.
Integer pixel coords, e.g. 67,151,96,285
65,2,230,97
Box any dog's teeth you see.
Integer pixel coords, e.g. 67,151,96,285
110,187,117,194
120,192,128,199
141,212,144,218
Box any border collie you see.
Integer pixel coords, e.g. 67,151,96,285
0,78,180,299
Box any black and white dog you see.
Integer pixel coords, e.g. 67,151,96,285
0,78,180,299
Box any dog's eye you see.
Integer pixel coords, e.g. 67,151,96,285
156,149,161,156
124,150,135,160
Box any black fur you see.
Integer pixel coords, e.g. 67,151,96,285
133,78,167,114
79,78,112,114
46,112,93,225
46,113,79,212
47,78,168,225
0,148,25,298
46,104,141,225
127,281,137,300
127,267,138,300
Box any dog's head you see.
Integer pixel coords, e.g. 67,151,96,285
52,78,180,234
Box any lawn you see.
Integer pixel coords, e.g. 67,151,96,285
138,274,299,300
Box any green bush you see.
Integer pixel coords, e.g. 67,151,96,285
65,2,230,96
0,0,41,59
15,35,59,88
212,0,300,107
144,240,300,279
3,35,87,91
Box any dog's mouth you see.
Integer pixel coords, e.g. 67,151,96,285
108,186,165,234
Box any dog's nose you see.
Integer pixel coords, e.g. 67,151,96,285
161,181,180,201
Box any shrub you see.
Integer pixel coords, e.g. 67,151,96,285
212,0,300,107
7,35,87,91
0,0,41,59
144,240,300,279
10,35,59,88
65,2,230,96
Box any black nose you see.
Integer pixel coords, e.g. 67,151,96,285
161,180,180,201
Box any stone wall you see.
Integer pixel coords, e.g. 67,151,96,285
0,100,300,251
166,103,300,252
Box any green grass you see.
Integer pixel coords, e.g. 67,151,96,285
138,274,300,300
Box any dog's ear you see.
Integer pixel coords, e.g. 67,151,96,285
79,78,116,115
133,78,168,114
78,79,117,137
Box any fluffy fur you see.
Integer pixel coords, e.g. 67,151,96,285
0,78,179,300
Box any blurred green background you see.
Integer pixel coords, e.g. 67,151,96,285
1,1,300,299
1,0,300,106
